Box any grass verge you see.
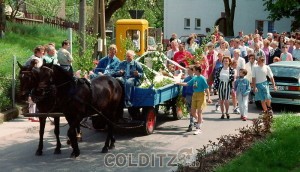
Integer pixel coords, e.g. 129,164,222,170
215,114,300,172
0,22,68,75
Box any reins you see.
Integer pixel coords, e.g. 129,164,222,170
88,104,145,129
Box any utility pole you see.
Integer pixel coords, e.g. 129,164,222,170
93,0,100,59
79,0,86,56
93,0,99,35
100,0,107,56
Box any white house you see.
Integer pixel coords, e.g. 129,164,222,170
164,0,293,39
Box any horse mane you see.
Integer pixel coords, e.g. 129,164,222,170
52,65,74,81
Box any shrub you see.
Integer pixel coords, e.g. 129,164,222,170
0,74,13,111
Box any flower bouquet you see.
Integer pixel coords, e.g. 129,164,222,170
136,51,184,89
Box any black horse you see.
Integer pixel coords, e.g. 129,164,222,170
22,64,124,157
18,61,62,156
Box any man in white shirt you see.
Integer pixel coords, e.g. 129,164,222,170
25,45,45,68
57,40,73,72
252,56,277,115
232,49,246,76
166,40,179,60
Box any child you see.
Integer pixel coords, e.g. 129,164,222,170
231,60,240,114
177,66,212,135
28,96,39,122
182,66,195,132
234,69,251,121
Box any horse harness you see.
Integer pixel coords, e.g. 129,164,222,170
26,66,144,129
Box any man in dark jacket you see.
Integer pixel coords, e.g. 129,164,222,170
114,50,143,107
269,41,281,64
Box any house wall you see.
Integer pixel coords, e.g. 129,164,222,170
164,0,293,39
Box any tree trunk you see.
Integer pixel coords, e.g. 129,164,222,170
105,0,127,22
0,0,5,38
79,0,86,56
223,0,235,36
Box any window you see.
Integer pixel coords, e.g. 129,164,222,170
195,18,201,29
184,18,190,29
255,20,264,32
268,21,274,32
126,30,141,52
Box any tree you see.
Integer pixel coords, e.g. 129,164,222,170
223,0,236,36
25,0,62,18
6,0,25,20
0,0,4,38
263,0,300,31
110,0,164,27
105,0,127,22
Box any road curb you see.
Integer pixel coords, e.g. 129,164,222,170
0,104,27,124
0,107,19,124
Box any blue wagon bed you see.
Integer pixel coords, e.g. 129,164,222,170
131,84,180,107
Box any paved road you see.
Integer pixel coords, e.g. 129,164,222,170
0,95,298,172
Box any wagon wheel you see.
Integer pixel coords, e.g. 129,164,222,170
172,105,183,120
142,107,156,135
128,107,141,120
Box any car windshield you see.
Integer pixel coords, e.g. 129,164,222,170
270,66,300,78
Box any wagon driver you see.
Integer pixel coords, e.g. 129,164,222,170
93,44,121,76
114,50,144,107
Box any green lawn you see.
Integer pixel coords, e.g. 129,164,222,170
0,22,68,75
215,114,300,172
0,22,70,111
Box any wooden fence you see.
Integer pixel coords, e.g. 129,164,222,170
13,12,94,33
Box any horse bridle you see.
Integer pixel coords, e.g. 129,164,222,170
22,66,55,103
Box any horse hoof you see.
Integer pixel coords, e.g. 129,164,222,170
109,144,115,150
70,151,80,158
35,150,43,156
101,147,109,153
54,149,61,154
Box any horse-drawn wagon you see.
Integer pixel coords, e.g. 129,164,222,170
91,83,182,135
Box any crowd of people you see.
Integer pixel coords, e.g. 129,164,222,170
25,29,299,135
171,29,299,134
25,40,73,122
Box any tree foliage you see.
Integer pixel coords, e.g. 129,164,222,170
4,0,163,28
110,0,164,27
6,0,25,19
263,0,300,31
105,0,127,23
25,0,62,18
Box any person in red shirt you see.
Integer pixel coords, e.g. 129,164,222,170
173,42,194,69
